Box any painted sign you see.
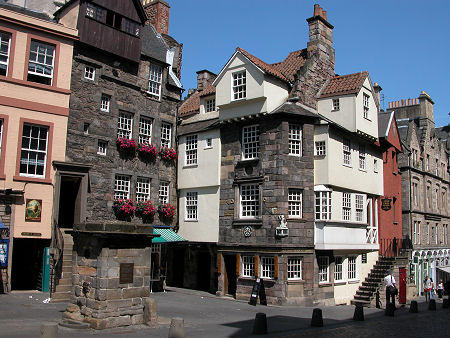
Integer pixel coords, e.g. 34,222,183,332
381,198,391,211
25,199,42,222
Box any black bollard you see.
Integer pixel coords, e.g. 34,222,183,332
442,298,449,309
409,300,419,313
428,299,436,311
353,305,364,321
311,308,323,327
385,302,395,317
252,313,267,335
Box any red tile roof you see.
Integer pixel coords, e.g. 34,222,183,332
178,84,216,117
271,49,307,83
320,71,368,98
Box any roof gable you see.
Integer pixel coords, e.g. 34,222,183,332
179,83,216,117
320,71,368,98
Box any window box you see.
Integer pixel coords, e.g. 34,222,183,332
136,200,156,222
137,143,157,162
117,137,137,156
157,203,176,222
112,199,135,220
159,147,177,163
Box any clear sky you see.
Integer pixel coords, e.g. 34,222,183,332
169,0,449,127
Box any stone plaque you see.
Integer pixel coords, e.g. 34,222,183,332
120,263,134,284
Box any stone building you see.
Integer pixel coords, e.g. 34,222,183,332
387,92,450,295
51,0,184,311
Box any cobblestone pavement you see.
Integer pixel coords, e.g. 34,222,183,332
0,288,449,337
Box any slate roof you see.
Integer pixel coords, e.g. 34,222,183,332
0,2,51,21
178,118,219,137
141,24,168,63
320,71,368,98
271,49,307,83
378,111,392,139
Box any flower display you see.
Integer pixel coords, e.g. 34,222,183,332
117,137,137,150
157,203,176,220
137,143,158,161
159,147,177,162
136,200,156,218
112,199,136,218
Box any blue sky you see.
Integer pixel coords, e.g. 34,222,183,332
169,0,449,127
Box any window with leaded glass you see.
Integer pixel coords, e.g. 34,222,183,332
342,192,351,221
148,63,162,99
138,117,152,144
160,122,172,147
343,138,351,166
318,256,329,283
136,177,151,202
232,71,246,100
240,184,259,218
315,191,331,220
288,257,302,280
205,99,215,112
117,112,133,139
260,256,275,279
355,194,364,222
27,40,55,85
289,124,302,156
242,256,254,277
242,125,259,160
0,31,11,76
114,175,130,200
185,135,198,166
334,256,344,282
159,181,169,205
20,124,48,177
185,192,198,220
288,189,302,218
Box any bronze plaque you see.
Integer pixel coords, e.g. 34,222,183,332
381,198,391,211
119,263,134,284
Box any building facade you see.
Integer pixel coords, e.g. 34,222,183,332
0,2,77,291
388,92,450,294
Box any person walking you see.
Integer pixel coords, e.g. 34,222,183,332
384,270,397,309
437,279,444,299
430,277,435,300
423,276,432,302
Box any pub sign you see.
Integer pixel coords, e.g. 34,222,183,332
381,198,391,211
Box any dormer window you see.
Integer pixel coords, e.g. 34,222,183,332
332,98,340,111
232,71,246,100
205,99,215,112
363,93,369,119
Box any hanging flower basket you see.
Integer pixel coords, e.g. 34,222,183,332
136,200,156,221
112,199,136,220
137,143,157,162
117,138,137,156
157,203,176,221
159,147,177,163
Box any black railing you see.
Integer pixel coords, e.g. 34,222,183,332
379,237,412,258
50,221,64,296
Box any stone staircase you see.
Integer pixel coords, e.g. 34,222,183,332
351,256,395,307
51,230,73,303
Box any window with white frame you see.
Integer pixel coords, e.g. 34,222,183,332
435,224,438,245
260,256,275,279
138,117,152,144
332,98,340,111
342,192,351,221
185,191,198,220
363,93,369,119
359,144,366,170
417,221,421,244
315,141,326,156
240,183,259,218
160,122,172,147
242,125,259,160
287,257,302,280
136,177,151,202
114,175,130,200
117,112,133,139
27,40,55,85
427,222,430,244
0,31,12,76
413,221,417,244
232,71,246,100
315,191,331,220
374,159,378,173
347,256,357,280
289,124,302,156
205,99,215,112
355,194,364,222
205,138,213,149
101,94,110,112
185,135,198,166
19,124,48,177
159,181,169,205
148,63,163,99
84,65,95,80
86,2,103,20
288,189,302,218
334,256,344,282
242,255,254,277
413,181,419,206
318,256,329,283
97,140,107,155
343,138,351,166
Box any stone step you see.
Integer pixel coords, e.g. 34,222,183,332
350,299,371,307
356,290,372,297
57,278,72,286
50,291,71,303
359,286,376,292
62,265,72,273
55,284,72,293
61,272,72,280
354,295,371,301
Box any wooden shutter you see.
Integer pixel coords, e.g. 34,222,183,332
254,255,259,278
236,254,241,276
274,256,279,279
217,253,222,274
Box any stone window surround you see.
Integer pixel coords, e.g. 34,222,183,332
241,255,255,278
97,139,107,156
287,256,302,280
318,256,329,284
288,188,302,218
241,124,259,160
138,116,152,145
160,122,172,148
260,256,275,279
84,65,95,80
288,123,302,157
159,181,170,205
136,177,151,202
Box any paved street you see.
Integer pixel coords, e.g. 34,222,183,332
0,288,449,337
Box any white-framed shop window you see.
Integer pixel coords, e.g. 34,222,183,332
334,256,344,282
347,256,357,280
318,256,329,283
260,256,275,279
241,255,255,277
287,257,302,280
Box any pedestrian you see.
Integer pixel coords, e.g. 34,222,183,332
430,277,435,300
384,270,397,309
437,279,444,299
423,276,432,302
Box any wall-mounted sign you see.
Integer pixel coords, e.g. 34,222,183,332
243,226,252,237
25,199,42,222
21,232,42,237
381,198,391,211
119,263,134,284
0,239,8,268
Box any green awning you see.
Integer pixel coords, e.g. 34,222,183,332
152,228,186,243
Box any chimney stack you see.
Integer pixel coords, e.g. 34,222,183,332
143,0,170,35
373,82,382,109
196,70,217,91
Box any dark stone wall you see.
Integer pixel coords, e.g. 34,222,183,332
66,44,180,226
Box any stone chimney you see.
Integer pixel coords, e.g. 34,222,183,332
196,70,217,91
307,4,334,63
373,82,382,109
143,0,170,35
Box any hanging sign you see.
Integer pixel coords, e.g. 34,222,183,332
381,198,391,211
25,199,42,222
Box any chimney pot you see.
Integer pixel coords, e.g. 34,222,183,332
322,10,327,20
314,4,320,16
144,0,170,35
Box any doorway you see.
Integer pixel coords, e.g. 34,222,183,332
196,251,211,291
223,254,236,296
57,176,82,228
